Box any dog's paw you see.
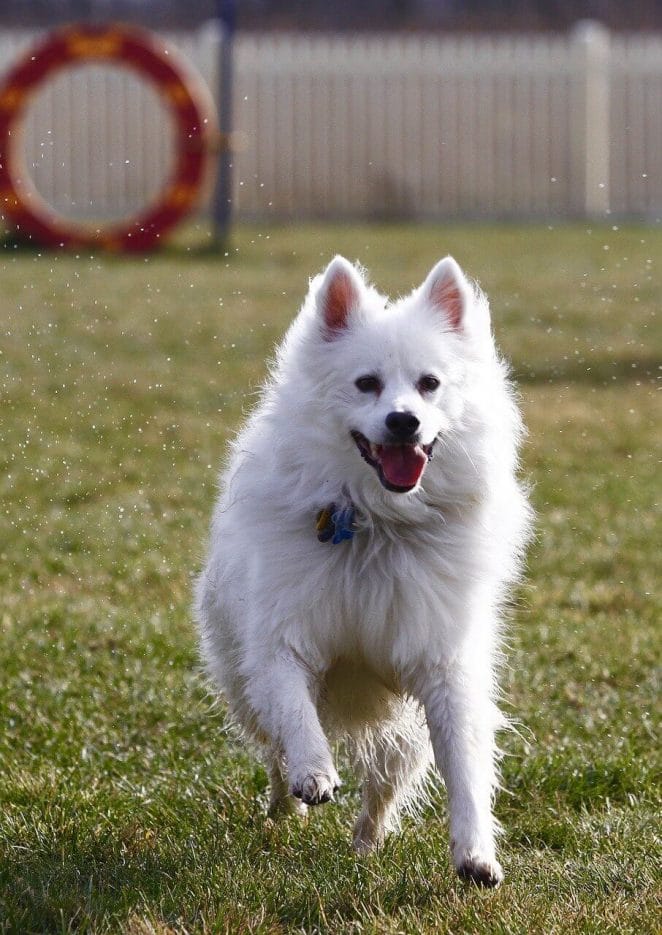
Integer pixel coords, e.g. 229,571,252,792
290,768,340,806
456,854,504,888
268,794,309,820
352,813,385,854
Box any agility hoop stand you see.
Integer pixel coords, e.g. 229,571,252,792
0,23,219,251
211,1,236,247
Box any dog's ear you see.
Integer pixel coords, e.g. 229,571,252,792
316,256,364,338
421,256,472,331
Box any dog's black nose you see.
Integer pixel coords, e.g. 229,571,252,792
385,411,420,440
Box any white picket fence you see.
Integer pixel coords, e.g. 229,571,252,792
1,23,661,221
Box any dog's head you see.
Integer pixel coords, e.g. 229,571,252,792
285,255,494,499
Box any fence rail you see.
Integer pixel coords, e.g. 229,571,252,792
1,24,661,222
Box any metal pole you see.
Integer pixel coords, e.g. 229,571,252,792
212,0,236,245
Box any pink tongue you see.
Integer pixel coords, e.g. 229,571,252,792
379,445,427,489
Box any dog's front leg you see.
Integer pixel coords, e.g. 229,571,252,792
245,651,340,807
422,669,504,887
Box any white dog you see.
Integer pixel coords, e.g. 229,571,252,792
196,255,531,886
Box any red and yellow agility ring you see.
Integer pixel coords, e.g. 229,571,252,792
0,23,218,251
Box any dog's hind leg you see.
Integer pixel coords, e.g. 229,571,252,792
352,704,432,854
266,750,308,818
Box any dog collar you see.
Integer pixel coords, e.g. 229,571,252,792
315,503,358,544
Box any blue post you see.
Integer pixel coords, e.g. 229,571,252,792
213,0,236,244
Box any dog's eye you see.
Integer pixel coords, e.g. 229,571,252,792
355,375,382,394
418,374,440,394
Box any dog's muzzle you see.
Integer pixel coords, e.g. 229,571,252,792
351,430,436,492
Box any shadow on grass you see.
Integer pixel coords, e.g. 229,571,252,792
0,787,232,930
0,804,457,932
1,843,177,931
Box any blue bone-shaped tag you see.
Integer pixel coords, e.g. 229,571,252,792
315,503,357,544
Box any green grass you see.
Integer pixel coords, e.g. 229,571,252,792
0,222,660,934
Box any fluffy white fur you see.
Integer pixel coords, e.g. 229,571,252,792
196,255,532,886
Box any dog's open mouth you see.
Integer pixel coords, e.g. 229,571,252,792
351,430,435,493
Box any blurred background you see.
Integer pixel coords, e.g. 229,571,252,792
1,0,661,235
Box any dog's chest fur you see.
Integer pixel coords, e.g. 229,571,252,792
254,502,486,684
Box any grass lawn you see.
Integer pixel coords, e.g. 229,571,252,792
0,222,660,933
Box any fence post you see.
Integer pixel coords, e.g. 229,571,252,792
574,20,611,217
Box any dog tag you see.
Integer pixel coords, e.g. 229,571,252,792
315,504,336,542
